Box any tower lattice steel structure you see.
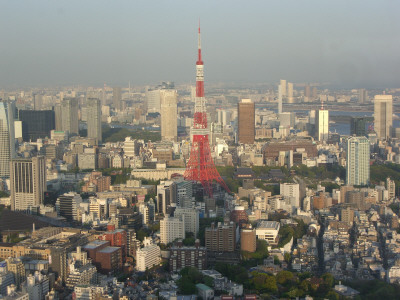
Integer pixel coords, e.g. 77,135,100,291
184,25,230,197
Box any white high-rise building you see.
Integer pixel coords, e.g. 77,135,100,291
160,89,178,142
174,207,199,236
123,137,136,158
146,89,161,114
374,94,393,140
0,101,15,178
87,98,102,143
136,237,161,271
287,82,294,103
346,136,370,186
280,79,287,97
316,109,329,142
280,183,300,207
10,156,46,211
160,216,185,244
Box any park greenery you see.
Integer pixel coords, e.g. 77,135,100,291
102,125,161,143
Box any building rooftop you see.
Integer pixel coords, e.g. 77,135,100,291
196,283,213,291
83,240,109,249
98,246,120,254
257,220,280,230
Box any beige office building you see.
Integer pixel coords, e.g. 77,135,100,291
87,98,102,143
374,94,393,140
238,99,255,144
160,90,178,142
10,156,46,211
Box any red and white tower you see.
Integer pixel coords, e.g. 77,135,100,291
184,24,230,197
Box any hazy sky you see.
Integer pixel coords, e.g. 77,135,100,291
1,0,399,88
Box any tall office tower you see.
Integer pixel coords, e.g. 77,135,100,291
160,89,178,141
387,177,396,199
374,94,393,140
278,85,283,114
280,79,287,97
174,207,199,236
287,82,294,103
19,110,55,141
312,86,317,99
350,117,367,137
10,156,46,211
0,101,15,178
205,221,236,252
160,216,185,244
240,226,256,253
54,105,63,131
304,84,311,101
315,99,329,142
346,136,370,186
146,89,161,114
113,87,122,111
61,98,79,135
33,94,43,110
87,98,102,143
238,99,255,144
184,25,230,197
157,180,174,215
359,89,368,104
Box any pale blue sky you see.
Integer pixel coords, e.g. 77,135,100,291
0,0,399,88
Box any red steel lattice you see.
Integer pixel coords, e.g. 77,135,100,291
184,24,230,197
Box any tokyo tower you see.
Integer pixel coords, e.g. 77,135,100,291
184,24,231,197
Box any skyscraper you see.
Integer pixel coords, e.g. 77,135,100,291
113,87,122,111
374,94,393,140
87,98,102,143
287,82,294,103
346,136,370,186
238,99,255,144
61,98,79,135
0,101,15,178
280,79,287,97
160,89,177,142
315,99,329,142
350,117,367,137
304,84,311,101
358,89,368,104
278,85,283,114
19,110,55,141
10,156,46,211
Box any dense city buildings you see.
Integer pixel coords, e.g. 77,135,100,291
1,13,400,300
238,99,255,144
374,94,393,140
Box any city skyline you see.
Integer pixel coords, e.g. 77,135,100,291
1,1,400,88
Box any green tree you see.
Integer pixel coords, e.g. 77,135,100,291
276,270,294,285
322,273,335,288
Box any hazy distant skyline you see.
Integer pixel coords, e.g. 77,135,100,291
1,0,400,89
